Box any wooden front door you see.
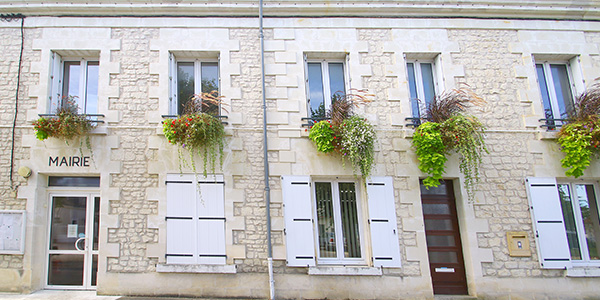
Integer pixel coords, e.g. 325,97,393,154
421,180,468,295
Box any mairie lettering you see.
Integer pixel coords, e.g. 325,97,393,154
48,156,90,167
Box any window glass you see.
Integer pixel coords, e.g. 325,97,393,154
558,184,582,260
550,64,574,119
315,182,336,258
339,182,361,258
328,63,346,103
420,63,436,108
48,176,100,187
576,185,600,260
308,63,325,119
201,62,219,116
85,62,99,114
63,62,81,101
177,62,195,115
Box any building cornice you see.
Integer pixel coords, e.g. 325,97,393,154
1,0,599,21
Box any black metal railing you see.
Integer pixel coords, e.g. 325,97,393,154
539,118,567,130
161,114,229,125
38,113,105,123
301,116,331,127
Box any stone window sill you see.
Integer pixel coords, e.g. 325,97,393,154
566,267,600,277
308,266,382,276
156,263,236,274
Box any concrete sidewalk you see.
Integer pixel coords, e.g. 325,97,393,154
0,291,255,300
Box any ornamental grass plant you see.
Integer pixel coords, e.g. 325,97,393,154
557,82,600,178
163,91,226,177
412,88,487,201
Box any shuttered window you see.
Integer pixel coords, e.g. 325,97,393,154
166,174,226,265
526,177,572,269
282,176,401,268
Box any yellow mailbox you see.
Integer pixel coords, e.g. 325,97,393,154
507,231,531,257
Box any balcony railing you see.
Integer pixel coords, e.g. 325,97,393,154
162,114,229,125
38,113,105,123
539,118,567,130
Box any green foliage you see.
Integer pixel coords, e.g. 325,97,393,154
413,122,447,188
308,120,337,153
339,116,377,179
440,115,488,200
33,97,94,144
163,113,225,177
558,119,600,178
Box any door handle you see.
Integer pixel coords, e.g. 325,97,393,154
75,237,86,252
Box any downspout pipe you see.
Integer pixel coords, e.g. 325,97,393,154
259,1,275,299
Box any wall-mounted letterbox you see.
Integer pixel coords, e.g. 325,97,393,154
507,231,531,257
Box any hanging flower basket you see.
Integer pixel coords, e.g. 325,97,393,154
33,96,95,151
557,83,600,178
163,91,226,177
308,90,376,179
411,88,488,201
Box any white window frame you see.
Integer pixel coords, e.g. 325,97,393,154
311,178,366,265
557,181,600,267
405,59,438,119
49,52,99,114
305,57,350,118
169,54,220,116
534,60,577,122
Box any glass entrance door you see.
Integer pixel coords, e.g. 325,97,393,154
47,194,100,289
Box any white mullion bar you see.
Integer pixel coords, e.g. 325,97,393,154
79,60,87,114
321,61,332,111
194,60,202,96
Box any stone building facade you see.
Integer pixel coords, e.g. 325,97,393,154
0,1,600,299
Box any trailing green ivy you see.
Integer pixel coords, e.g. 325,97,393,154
413,122,447,188
308,120,337,153
557,119,599,178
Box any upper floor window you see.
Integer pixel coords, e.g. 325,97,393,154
306,59,347,120
169,53,219,116
406,60,437,121
50,52,99,114
535,61,575,125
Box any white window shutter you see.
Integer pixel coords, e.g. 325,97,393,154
168,52,177,115
526,177,572,269
282,176,316,267
367,177,402,268
197,175,226,265
166,177,196,264
49,52,62,113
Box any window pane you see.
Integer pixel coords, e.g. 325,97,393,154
550,64,574,119
422,203,450,215
338,182,361,258
420,180,448,195
48,176,100,187
576,185,600,260
558,184,582,260
420,63,435,108
201,62,219,116
315,182,336,258
308,63,325,119
424,219,453,231
49,197,87,251
63,61,81,110
48,254,84,286
328,63,345,104
406,63,420,119
177,62,195,115
85,62,99,114
426,235,456,247
536,64,554,120
428,251,458,263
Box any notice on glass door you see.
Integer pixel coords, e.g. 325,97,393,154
67,224,78,238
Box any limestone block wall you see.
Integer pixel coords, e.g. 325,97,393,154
0,15,599,299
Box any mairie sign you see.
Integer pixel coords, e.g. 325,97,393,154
49,156,91,167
